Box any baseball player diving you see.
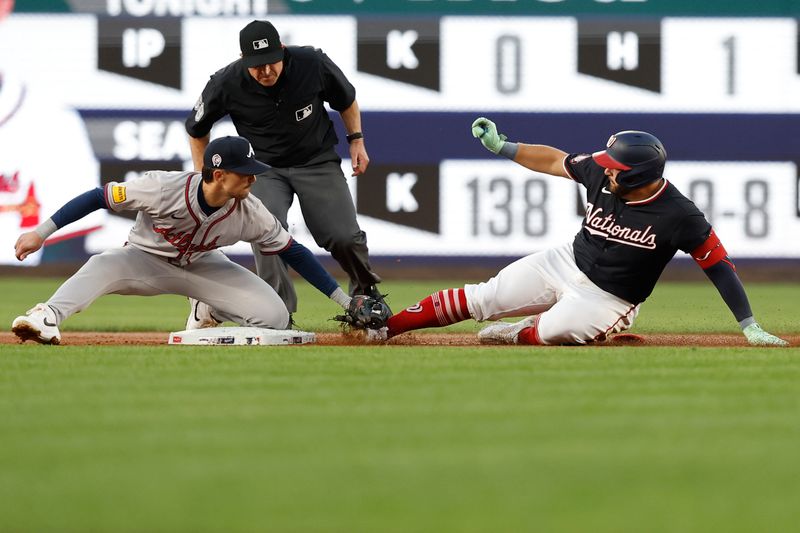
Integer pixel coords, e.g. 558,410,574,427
11,136,359,345
340,118,787,347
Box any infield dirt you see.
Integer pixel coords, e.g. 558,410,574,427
1,331,797,347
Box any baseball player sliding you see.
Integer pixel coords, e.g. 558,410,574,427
342,118,787,347
11,136,358,345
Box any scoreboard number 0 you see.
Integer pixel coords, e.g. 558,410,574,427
495,35,522,94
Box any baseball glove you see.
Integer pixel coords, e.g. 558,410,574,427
334,295,391,330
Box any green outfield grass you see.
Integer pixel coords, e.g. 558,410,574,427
1,277,799,532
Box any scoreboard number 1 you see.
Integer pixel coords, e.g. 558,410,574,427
722,35,736,95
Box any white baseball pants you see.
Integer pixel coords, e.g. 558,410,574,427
465,243,639,345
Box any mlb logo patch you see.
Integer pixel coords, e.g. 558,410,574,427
253,39,269,50
295,104,312,121
111,185,127,204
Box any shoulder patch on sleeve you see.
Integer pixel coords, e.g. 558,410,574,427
111,185,127,204
570,154,591,164
193,96,205,121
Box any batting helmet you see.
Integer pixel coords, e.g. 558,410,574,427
592,130,666,188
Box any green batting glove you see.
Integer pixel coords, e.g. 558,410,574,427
743,323,789,347
471,117,507,155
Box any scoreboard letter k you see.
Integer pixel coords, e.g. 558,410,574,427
387,172,419,213
387,30,420,69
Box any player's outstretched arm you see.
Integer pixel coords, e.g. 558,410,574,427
15,188,106,262
277,240,352,309
704,263,787,346
692,230,788,347
471,117,569,178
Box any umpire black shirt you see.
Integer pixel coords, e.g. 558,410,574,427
186,46,356,168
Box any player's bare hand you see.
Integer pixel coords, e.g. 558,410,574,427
15,231,45,261
743,323,789,346
471,117,507,154
350,141,369,176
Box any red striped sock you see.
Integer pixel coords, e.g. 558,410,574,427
387,288,470,336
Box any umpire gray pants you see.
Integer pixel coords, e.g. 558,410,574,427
249,158,379,313
46,246,290,329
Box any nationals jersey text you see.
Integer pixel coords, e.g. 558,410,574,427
564,153,711,304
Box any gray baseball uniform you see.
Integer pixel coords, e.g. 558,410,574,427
45,170,294,329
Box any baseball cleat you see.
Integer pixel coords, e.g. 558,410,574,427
185,298,222,330
478,316,536,345
12,303,61,345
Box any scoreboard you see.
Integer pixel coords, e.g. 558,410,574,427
3,15,797,112
1,2,798,261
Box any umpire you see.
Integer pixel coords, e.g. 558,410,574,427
186,20,383,313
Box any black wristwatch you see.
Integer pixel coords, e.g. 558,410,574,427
346,132,364,143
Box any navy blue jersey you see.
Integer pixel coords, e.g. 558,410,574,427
186,46,356,168
564,153,711,304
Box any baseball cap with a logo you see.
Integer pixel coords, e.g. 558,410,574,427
239,20,284,67
203,136,270,175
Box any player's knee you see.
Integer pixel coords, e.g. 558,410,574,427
463,281,496,322
247,306,290,330
536,323,602,345
535,315,591,345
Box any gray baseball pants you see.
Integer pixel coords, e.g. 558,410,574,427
45,246,290,328
249,159,379,313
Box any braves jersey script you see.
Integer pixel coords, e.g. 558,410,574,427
103,171,291,266
186,46,356,168
564,153,711,304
